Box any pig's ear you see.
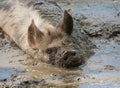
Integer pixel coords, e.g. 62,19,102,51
28,20,43,49
57,10,73,36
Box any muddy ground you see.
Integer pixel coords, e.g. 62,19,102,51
0,0,120,88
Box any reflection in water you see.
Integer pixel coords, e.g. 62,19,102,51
0,67,17,81
43,83,79,88
79,83,120,88
24,63,82,87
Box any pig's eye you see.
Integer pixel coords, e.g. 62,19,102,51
46,47,57,54
46,48,53,54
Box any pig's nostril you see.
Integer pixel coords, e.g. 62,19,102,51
63,51,76,61
70,51,76,56
64,51,76,56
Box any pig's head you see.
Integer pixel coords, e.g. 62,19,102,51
27,10,85,68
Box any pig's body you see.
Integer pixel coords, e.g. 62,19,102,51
0,0,84,68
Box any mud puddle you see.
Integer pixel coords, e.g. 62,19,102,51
0,0,120,88
23,39,120,88
81,39,120,88
0,39,120,88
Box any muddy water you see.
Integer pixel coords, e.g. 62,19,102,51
0,0,120,88
81,39,120,88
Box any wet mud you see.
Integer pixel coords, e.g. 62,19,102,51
0,0,120,88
